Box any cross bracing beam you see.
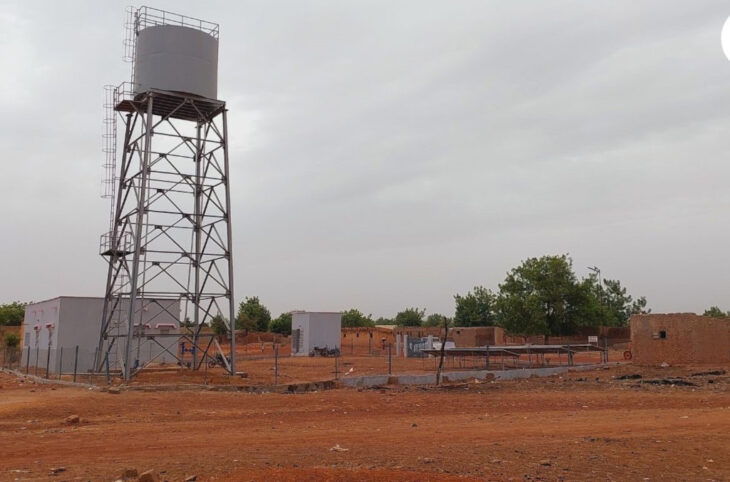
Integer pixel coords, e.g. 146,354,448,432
96,90,236,380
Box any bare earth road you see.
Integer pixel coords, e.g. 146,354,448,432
0,365,728,481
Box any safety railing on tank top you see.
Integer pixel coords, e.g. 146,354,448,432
135,6,219,39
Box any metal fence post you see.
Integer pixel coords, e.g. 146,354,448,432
274,342,278,386
486,345,490,370
334,352,339,380
35,346,39,377
388,343,392,375
58,347,64,380
25,346,30,374
45,345,52,379
3,347,6,369
73,346,79,383
105,355,110,384
568,343,574,366
92,347,100,385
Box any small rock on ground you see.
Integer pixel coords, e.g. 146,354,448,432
137,469,159,482
121,468,138,479
65,415,80,424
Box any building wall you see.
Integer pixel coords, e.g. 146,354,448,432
393,326,445,339
451,326,505,347
23,298,62,361
341,327,395,354
630,313,730,365
57,297,105,353
21,297,181,373
291,312,341,356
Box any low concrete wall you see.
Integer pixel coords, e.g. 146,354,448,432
339,364,605,388
0,368,98,389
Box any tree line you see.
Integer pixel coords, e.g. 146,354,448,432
4,254,729,337
211,254,656,337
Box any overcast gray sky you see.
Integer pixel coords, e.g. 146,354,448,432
1,1,729,318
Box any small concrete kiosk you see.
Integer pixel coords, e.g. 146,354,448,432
290,311,341,356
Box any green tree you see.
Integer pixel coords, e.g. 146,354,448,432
341,309,375,327
0,301,27,326
582,276,650,326
235,296,271,332
209,314,230,337
423,313,453,327
454,286,497,327
703,306,730,318
495,255,593,336
394,307,425,327
269,312,292,335
374,317,393,325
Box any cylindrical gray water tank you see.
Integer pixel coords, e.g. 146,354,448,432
134,25,218,99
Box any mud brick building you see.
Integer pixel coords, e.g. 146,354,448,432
630,313,730,365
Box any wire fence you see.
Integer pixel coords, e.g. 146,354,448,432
0,345,103,384
0,338,616,388
227,338,614,388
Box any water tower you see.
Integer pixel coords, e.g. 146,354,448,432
97,6,236,379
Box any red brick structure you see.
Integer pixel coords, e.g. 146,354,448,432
630,313,730,365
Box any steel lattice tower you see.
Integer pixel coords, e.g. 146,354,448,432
97,7,236,380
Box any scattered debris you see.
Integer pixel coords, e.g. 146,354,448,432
642,378,697,387
108,386,122,394
539,460,552,466
690,370,725,377
616,374,642,380
330,444,349,452
49,467,66,476
184,475,198,481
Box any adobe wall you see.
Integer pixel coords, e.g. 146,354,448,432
393,326,445,339
630,313,730,365
451,326,505,347
502,326,631,347
235,331,287,345
0,326,22,347
341,327,394,354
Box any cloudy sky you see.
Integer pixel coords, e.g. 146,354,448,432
1,1,729,318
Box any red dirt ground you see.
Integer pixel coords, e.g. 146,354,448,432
1,364,729,481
